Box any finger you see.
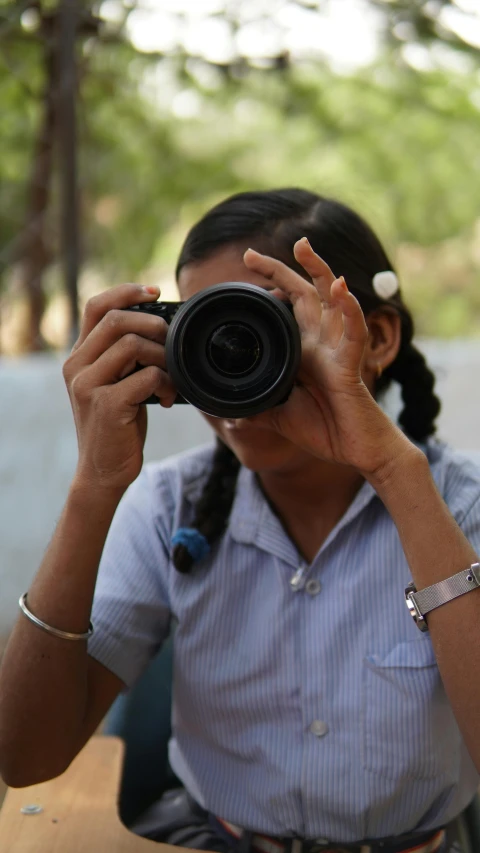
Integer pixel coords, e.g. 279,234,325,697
73,283,160,351
266,287,289,303
244,248,315,305
72,309,169,370
82,334,170,388
243,248,321,334
330,277,368,363
293,238,336,304
293,239,357,348
118,366,176,408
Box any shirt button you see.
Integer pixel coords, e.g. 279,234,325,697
309,720,329,737
305,579,321,596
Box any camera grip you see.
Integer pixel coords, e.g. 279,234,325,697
122,302,185,405
143,392,187,405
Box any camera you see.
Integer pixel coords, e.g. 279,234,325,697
125,282,301,418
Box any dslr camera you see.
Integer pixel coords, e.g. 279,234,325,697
125,282,301,418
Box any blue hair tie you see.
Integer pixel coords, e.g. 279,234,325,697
171,528,210,562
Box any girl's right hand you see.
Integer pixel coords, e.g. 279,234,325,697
63,283,177,492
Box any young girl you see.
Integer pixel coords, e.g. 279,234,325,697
1,189,480,853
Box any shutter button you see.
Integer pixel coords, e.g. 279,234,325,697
305,579,321,596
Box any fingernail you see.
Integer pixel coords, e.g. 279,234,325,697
301,236,311,246
337,276,348,291
143,285,159,295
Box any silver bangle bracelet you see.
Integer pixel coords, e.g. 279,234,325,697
19,593,94,641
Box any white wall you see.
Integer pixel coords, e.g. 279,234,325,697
0,354,212,634
1,342,480,634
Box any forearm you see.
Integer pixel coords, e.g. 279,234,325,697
0,478,124,784
371,448,478,585
368,447,480,767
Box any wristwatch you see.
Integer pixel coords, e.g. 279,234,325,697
405,562,480,632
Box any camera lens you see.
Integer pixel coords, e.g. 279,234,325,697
165,282,301,418
207,323,263,377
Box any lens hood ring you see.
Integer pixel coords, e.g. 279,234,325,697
165,282,301,418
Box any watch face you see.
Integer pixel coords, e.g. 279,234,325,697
404,583,429,632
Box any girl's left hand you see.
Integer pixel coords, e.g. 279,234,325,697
243,239,414,480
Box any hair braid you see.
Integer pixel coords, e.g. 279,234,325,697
173,440,241,574
384,341,441,442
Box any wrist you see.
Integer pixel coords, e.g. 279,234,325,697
69,471,127,513
362,434,427,498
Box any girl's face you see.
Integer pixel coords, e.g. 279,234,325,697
177,244,314,474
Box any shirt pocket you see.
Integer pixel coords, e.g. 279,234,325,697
362,638,460,782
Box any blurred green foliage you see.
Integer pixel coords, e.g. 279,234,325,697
372,0,480,58
0,0,479,346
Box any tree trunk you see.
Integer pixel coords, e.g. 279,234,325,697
17,18,57,352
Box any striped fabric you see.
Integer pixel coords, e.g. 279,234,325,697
88,440,480,844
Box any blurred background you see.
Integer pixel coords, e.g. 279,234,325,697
1,0,480,640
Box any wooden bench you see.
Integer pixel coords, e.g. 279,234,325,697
0,735,187,852
3,734,480,853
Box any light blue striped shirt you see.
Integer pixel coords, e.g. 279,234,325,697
88,440,480,843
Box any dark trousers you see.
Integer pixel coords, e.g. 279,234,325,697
129,787,459,853
130,788,235,850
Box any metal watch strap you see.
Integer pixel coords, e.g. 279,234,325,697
405,562,480,632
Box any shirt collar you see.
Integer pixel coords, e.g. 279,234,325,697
182,442,438,567
228,465,379,568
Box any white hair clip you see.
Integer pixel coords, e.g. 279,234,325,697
372,270,399,300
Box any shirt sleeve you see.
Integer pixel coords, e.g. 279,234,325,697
444,453,480,554
459,493,480,554
87,465,173,688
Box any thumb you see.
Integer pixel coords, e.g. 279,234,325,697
242,407,280,433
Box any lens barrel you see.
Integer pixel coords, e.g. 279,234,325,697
165,282,301,418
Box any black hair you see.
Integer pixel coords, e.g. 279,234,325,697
172,188,440,573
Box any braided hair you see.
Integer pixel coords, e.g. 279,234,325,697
172,188,441,572
173,439,240,573
381,315,440,442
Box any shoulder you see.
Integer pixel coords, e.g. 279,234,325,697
134,442,217,516
425,439,480,523
105,442,217,555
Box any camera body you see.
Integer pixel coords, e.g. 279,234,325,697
125,282,301,419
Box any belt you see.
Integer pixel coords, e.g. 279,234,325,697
215,817,446,853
